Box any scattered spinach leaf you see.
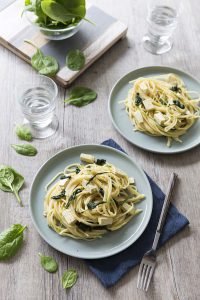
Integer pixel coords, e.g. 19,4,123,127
0,165,24,206
0,224,26,260
11,144,37,156
135,93,143,106
39,253,58,273
66,50,85,71
96,159,106,166
76,221,92,231
15,124,32,141
62,269,78,289
24,40,59,76
51,189,66,200
64,87,97,107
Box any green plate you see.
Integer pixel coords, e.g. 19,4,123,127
108,66,200,154
30,144,153,259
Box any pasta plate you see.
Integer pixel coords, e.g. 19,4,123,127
30,144,153,259
108,66,200,153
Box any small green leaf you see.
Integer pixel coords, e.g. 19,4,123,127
11,144,37,156
0,224,27,260
15,125,32,141
24,40,59,76
64,87,97,107
39,253,58,273
62,269,78,289
66,50,85,71
0,165,24,206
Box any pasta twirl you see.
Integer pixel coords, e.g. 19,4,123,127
44,154,145,240
123,73,200,146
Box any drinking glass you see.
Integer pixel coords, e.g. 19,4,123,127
18,75,59,139
143,0,181,54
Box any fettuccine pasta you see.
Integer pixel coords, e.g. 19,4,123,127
44,153,145,240
123,73,200,146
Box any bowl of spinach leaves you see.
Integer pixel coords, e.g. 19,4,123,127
24,0,87,40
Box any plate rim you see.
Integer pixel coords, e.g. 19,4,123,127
108,65,200,154
29,143,153,259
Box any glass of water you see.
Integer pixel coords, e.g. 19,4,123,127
143,0,181,54
18,75,59,139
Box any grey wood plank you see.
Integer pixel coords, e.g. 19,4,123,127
0,0,200,299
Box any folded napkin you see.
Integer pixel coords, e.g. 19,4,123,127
85,139,189,287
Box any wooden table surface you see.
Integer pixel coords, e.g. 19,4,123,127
0,0,199,299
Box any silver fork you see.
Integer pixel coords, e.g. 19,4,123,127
137,172,178,292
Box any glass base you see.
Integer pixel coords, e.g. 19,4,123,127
23,116,59,139
143,36,172,55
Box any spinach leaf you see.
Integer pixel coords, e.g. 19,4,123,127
0,224,26,260
96,159,106,166
64,87,97,107
87,201,104,210
66,50,85,71
11,144,37,156
66,188,82,208
170,85,182,93
51,189,66,200
60,175,71,180
24,40,59,76
173,100,185,109
41,0,86,23
15,124,32,141
99,188,104,197
62,269,78,289
135,93,143,106
0,165,24,206
39,253,58,273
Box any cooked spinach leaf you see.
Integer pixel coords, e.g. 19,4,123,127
66,50,85,71
60,175,71,180
87,172,109,185
135,93,143,106
99,188,104,197
170,85,182,93
87,201,104,210
0,224,26,260
39,253,58,273
24,40,59,76
173,100,185,109
0,165,24,206
51,189,66,200
96,159,106,166
66,188,82,208
11,144,37,156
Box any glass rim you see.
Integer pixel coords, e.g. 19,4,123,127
17,75,58,115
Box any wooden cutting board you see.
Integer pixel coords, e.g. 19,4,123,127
0,0,127,87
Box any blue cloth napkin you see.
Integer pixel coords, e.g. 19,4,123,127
85,139,189,287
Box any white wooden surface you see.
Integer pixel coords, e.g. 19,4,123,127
0,0,200,299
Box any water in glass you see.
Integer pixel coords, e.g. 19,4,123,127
143,5,178,54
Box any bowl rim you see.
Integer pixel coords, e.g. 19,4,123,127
25,10,83,32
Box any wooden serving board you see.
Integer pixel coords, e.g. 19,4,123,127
0,0,127,87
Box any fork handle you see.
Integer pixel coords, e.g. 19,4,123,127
152,172,178,251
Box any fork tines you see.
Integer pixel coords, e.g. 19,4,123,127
137,258,156,291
